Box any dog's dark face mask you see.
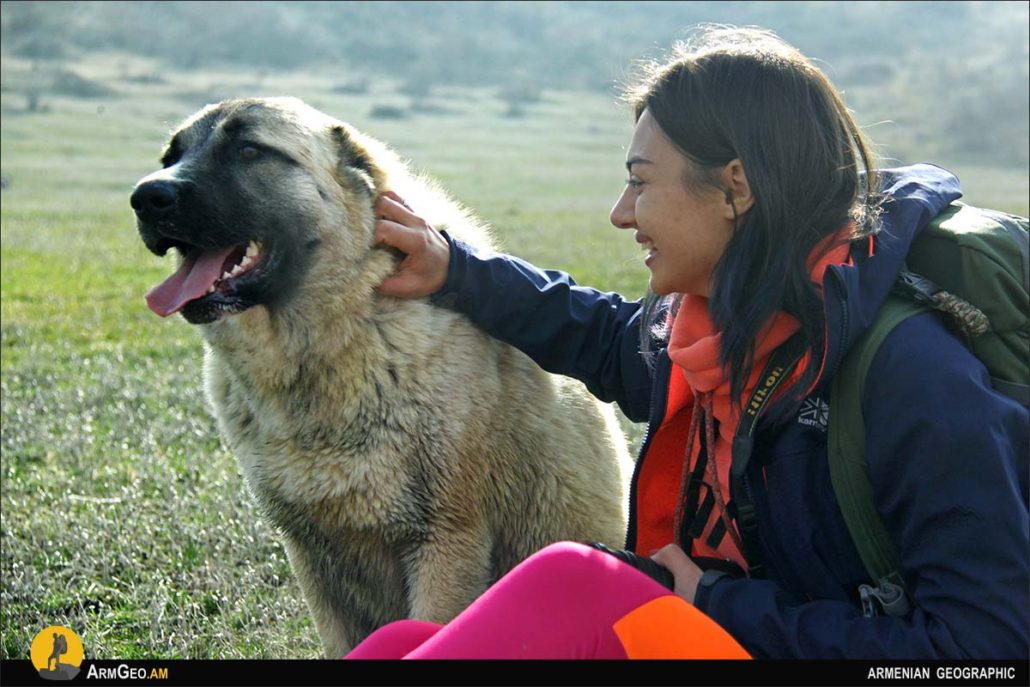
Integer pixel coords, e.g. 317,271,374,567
132,101,324,325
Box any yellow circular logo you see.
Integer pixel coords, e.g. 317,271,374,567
30,626,83,681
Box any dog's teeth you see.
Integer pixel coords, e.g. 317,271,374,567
246,242,259,258
230,263,244,277
222,271,233,280
207,285,215,294
240,255,253,269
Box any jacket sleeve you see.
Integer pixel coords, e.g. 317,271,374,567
695,314,1029,658
429,234,654,422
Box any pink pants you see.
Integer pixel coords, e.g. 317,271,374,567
345,541,749,659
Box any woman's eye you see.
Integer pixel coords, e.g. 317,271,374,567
240,145,261,160
626,177,644,189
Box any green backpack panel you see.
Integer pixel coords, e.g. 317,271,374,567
906,203,1029,402
828,201,1029,617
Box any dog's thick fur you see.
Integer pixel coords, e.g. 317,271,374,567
132,97,633,657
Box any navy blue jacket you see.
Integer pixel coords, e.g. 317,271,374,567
431,164,1029,659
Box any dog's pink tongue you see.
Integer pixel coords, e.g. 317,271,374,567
145,246,236,317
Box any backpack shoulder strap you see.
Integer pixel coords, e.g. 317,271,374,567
828,295,926,616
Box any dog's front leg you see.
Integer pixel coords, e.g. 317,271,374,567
405,525,494,625
282,532,407,658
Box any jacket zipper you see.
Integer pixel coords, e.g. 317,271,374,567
824,266,850,385
623,352,671,551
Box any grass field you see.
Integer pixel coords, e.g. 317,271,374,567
2,53,1027,659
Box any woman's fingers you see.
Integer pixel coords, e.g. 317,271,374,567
651,543,704,604
376,241,449,297
380,189,411,209
374,218,429,255
650,543,693,570
372,193,451,298
374,194,423,228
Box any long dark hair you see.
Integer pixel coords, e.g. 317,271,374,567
626,26,882,419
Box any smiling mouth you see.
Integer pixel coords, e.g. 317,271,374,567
638,237,656,263
145,240,264,318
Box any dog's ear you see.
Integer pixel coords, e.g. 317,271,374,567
330,125,378,195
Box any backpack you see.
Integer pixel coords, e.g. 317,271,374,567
827,201,1029,617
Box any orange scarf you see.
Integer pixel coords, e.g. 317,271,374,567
664,241,851,569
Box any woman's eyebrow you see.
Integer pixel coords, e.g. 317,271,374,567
625,156,652,171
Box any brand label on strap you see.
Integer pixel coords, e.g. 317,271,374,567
797,396,830,431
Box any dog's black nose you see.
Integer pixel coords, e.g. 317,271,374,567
131,180,178,217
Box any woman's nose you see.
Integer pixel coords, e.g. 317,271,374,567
610,188,635,229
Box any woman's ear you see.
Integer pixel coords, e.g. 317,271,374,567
720,159,754,223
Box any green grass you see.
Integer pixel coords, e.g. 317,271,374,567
1,53,1027,659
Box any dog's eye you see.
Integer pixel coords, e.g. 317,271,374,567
240,145,261,161
161,150,182,169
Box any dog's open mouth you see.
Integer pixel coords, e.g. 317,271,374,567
146,241,263,318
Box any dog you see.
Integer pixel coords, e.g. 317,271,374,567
130,97,633,657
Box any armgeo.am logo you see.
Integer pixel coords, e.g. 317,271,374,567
29,626,83,681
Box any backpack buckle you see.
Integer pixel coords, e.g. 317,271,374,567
893,270,940,307
893,269,991,339
859,581,912,618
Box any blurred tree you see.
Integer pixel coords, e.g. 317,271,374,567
1,0,1026,167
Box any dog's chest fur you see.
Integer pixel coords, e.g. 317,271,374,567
200,305,466,540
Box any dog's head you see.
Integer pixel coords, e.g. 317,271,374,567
132,97,391,325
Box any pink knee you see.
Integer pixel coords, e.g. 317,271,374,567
401,541,673,659
345,619,442,659
488,540,670,619
507,541,613,586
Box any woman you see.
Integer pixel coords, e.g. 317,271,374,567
348,27,1029,659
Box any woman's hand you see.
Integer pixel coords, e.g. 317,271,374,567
651,543,704,604
373,191,451,298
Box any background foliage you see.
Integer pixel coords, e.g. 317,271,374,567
3,0,1029,168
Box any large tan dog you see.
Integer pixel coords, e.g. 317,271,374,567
130,97,633,657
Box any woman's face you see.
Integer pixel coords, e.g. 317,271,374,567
610,109,734,297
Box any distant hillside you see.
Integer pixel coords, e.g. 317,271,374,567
2,0,1028,167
